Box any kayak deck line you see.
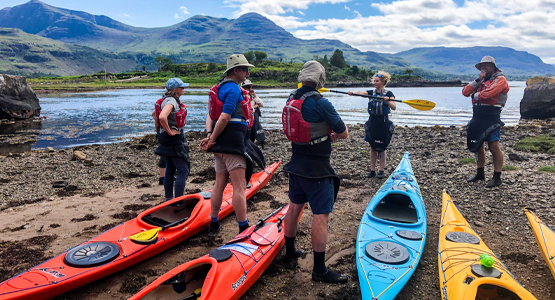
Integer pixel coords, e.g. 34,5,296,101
129,203,300,300
356,152,427,300
438,190,537,300
0,162,281,300
525,208,555,281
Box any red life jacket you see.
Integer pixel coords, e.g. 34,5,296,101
282,90,331,145
208,80,253,129
155,97,187,129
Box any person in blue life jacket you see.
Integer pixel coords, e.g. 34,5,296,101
153,78,191,201
347,71,396,179
282,60,349,284
200,54,265,236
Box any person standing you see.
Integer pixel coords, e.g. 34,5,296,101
242,79,266,147
463,56,509,188
347,71,396,179
154,78,190,200
282,61,349,284
200,54,258,235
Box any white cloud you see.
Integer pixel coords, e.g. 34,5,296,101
179,6,190,15
123,14,130,17
226,0,555,63
174,13,180,19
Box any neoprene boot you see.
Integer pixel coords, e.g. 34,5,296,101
486,172,502,188
376,170,385,179
367,170,376,178
467,167,485,182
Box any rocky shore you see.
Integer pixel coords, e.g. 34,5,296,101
2,121,555,299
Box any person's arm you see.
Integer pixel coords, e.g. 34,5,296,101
474,76,508,103
384,91,396,110
159,105,180,136
317,99,348,141
152,110,159,132
200,113,230,150
347,91,369,96
462,78,481,97
253,94,263,108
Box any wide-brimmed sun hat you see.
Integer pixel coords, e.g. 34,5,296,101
166,78,189,90
224,54,254,75
242,79,254,87
475,56,499,70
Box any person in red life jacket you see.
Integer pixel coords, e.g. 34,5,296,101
242,79,266,148
347,71,396,179
200,54,265,236
282,61,349,284
463,56,509,188
153,78,190,200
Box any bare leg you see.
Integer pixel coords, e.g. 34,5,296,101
476,143,486,168
228,167,247,222
284,202,305,238
312,213,329,252
370,148,377,171
489,140,504,172
210,172,229,219
379,150,387,171
159,168,165,177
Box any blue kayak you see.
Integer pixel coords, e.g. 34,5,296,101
356,152,427,300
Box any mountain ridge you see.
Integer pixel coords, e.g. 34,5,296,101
1,1,554,77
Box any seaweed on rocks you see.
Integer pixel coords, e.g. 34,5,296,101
119,274,147,294
0,235,57,282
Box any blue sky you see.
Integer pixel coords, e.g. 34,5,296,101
3,0,555,64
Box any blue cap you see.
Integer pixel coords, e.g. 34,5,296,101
166,78,189,90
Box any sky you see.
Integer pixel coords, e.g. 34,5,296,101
3,0,555,64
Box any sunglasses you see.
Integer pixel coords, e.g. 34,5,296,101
376,74,383,78
241,67,249,73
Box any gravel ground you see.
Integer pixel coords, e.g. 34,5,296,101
2,120,555,299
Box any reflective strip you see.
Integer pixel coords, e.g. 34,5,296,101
230,117,248,123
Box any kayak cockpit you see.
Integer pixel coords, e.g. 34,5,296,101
139,262,213,300
474,284,522,300
141,196,201,228
372,192,418,224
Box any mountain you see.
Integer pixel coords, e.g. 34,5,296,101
1,1,553,78
0,1,409,70
390,47,555,77
0,28,138,76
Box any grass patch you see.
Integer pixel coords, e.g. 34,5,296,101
514,135,555,154
538,166,555,173
458,158,476,164
360,150,369,155
502,165,518,171
395,156,403,159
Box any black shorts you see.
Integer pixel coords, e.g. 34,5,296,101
288,174,334,215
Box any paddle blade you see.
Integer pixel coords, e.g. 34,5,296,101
251,223,280,246
129,227,161,243
226,225,257,244
317,87,330,93
402,99,435,111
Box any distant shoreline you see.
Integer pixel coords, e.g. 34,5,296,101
30,80,463,94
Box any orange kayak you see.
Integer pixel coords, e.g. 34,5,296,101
439,189,537,300
524,208,555,281
129,203,300,300
0,162,280,300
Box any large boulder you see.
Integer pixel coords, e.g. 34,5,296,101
0,74,41,119
520,77,555,119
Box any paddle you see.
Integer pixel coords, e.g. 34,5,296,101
296,83,436,111
178,288,202,300
226,206,285,245
250,213,287,246
129,217,188,243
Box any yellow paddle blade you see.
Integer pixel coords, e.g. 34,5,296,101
318,87,330,93
402,99,435,111
297,82,302,88
129,227,161,243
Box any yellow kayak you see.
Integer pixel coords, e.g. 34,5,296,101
439,189,537,300
524,208,555,281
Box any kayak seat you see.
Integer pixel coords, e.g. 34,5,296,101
372,193,418,224
142,214,171,227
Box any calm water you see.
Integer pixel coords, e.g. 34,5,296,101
1,82,526,151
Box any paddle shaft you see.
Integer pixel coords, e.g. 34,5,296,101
326,89,406,103
254,206,284,231
161,217,188,231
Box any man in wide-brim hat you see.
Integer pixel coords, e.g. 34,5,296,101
201,54,263,236
463,55,510,188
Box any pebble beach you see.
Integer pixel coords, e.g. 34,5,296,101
1,121,555,299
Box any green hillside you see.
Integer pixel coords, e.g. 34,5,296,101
0,28,138,76
390,47,555,77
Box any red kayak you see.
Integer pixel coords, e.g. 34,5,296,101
129,203,302,300
0,162,280,300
